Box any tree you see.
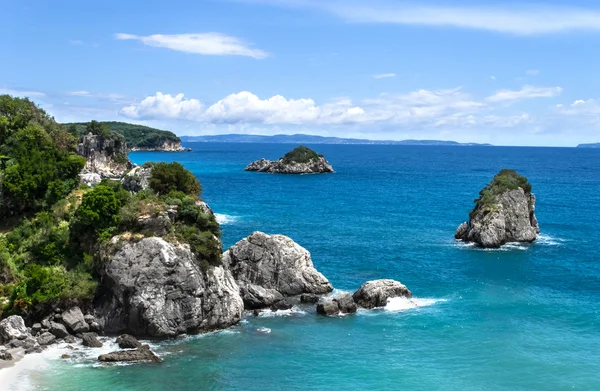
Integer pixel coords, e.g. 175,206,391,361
85,120,111,138
149,162,201,196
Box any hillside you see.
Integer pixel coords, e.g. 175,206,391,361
180,134,492,146
65,121,184,151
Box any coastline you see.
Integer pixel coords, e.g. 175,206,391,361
0,347,25,371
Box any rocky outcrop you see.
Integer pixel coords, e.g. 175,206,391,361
122,165,152,192
245,146,333,174
116,334,142,349
77,132,132,181
455,171,539,248
130,140,188,152
352,279,412,309
96,236,243,337
222,232,333,309
98,345,162,363
81,333,103,348
0,315,29,343
316,293,357,316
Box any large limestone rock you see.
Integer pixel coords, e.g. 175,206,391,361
98,345,162,363
96,236,243,337
353,279,412,309
222,232,333,309
455,171,539,248
77,132,132,180
61,307,90,334
0,316,28,343
245,146,334,174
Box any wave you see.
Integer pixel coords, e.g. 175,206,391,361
535,234,566,246
384,297,447,312
453,240,529,252
257,306,307,318
214,213,238,225
255,327,271,334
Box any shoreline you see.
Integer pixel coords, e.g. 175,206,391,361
0,347,25,371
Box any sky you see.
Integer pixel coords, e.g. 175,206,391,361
1,0,600,146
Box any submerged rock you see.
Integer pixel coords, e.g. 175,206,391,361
352,279,412,309
222,232,333,309
96,236,243,337
455,169,539,248
245,146,334,174
98,345,162,363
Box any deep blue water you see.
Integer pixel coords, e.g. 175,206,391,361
14,144,600,390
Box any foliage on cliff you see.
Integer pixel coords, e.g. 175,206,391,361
473,169,532,213
281,146,322,164
65,121,180,149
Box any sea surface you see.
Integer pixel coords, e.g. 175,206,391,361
4,144,600,391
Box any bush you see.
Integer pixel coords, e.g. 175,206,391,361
149,162,201,196
474,169,532,211
281,146,321,164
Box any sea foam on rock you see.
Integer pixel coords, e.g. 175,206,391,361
222,232,333,309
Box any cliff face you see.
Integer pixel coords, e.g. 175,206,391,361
96,237,243,337
77,133,132,184
455,188,539,248
130,140,188,152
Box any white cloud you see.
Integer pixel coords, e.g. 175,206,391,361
0,88,46,98
486,85,562,102
557,99,600,115
115,33,269,59
120,92,204,120
67,91,126,101
526,69,541,76
372,73,396,79
246,0,600,35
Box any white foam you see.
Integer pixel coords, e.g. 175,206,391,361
258,306,307,318
384,297,446,312
536,234,565,246
256,327,271,334
215,213,238,225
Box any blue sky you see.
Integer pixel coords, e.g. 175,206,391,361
2,0,600,146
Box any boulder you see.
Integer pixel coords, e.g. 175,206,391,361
300,294,320,304
84,314,95,324
270,299,293,311
37,332,56,346
455,170,539,248
82,333,103,348
61,354,71,359
31,323,42,333
116,334,142,349
0,350,13,361
80,172,102,187
98,345,162,363
353,279,412,309
61,307,90,334
49,322,70,338
222,232,333,309
0,315,28,343
95,236,243,337
316,293,357,316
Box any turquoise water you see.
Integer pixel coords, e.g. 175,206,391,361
21,144,600,390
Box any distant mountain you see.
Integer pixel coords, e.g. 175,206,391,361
180,134,492,146
577,143,600,148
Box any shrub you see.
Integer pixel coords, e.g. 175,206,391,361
473,169,532,212
281,146,321,164
149,162,201,196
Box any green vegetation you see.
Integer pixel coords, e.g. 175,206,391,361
473,169,532,214
64,121,180,149
0,95,219,319
281,146,322,164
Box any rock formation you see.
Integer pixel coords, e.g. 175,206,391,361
455,169,539,248
222,232,333,309
96,236,243,337
121,165,152,192
245,146,334,174
316,293,357,316
77,132,132,183
130,140,188,152
116,334,142,349
352,279,412,309
98,345,162,363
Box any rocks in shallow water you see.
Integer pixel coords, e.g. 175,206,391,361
82,333,103,348
455,170,539,248
61,307,90,334
316,293,357,316
61,354,71,359
0,350,13,361
49,322,70,338
96,236,243,337
222,232,333,309
0,315,29,343
270,299,293,311
98,345,162,364
116,334,142,349
37,332,56,346
353,279,412,309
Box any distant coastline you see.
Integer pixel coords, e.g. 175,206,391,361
180,134,493,146
577,143,600,148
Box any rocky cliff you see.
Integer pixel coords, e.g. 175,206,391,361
455,170,539,248
245,146,334,174
77,132,132,185
222,232,333,309
130,140,189,152
96,236,243,337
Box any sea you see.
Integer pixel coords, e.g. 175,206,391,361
2,143,599,391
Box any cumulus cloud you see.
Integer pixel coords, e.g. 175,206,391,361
246,0,600,35
120,92,204,120
115,33,270,59
486,85,562,102
372,73,396,79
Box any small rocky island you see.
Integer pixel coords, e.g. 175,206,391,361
245,146,334,174
455,169,540,248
